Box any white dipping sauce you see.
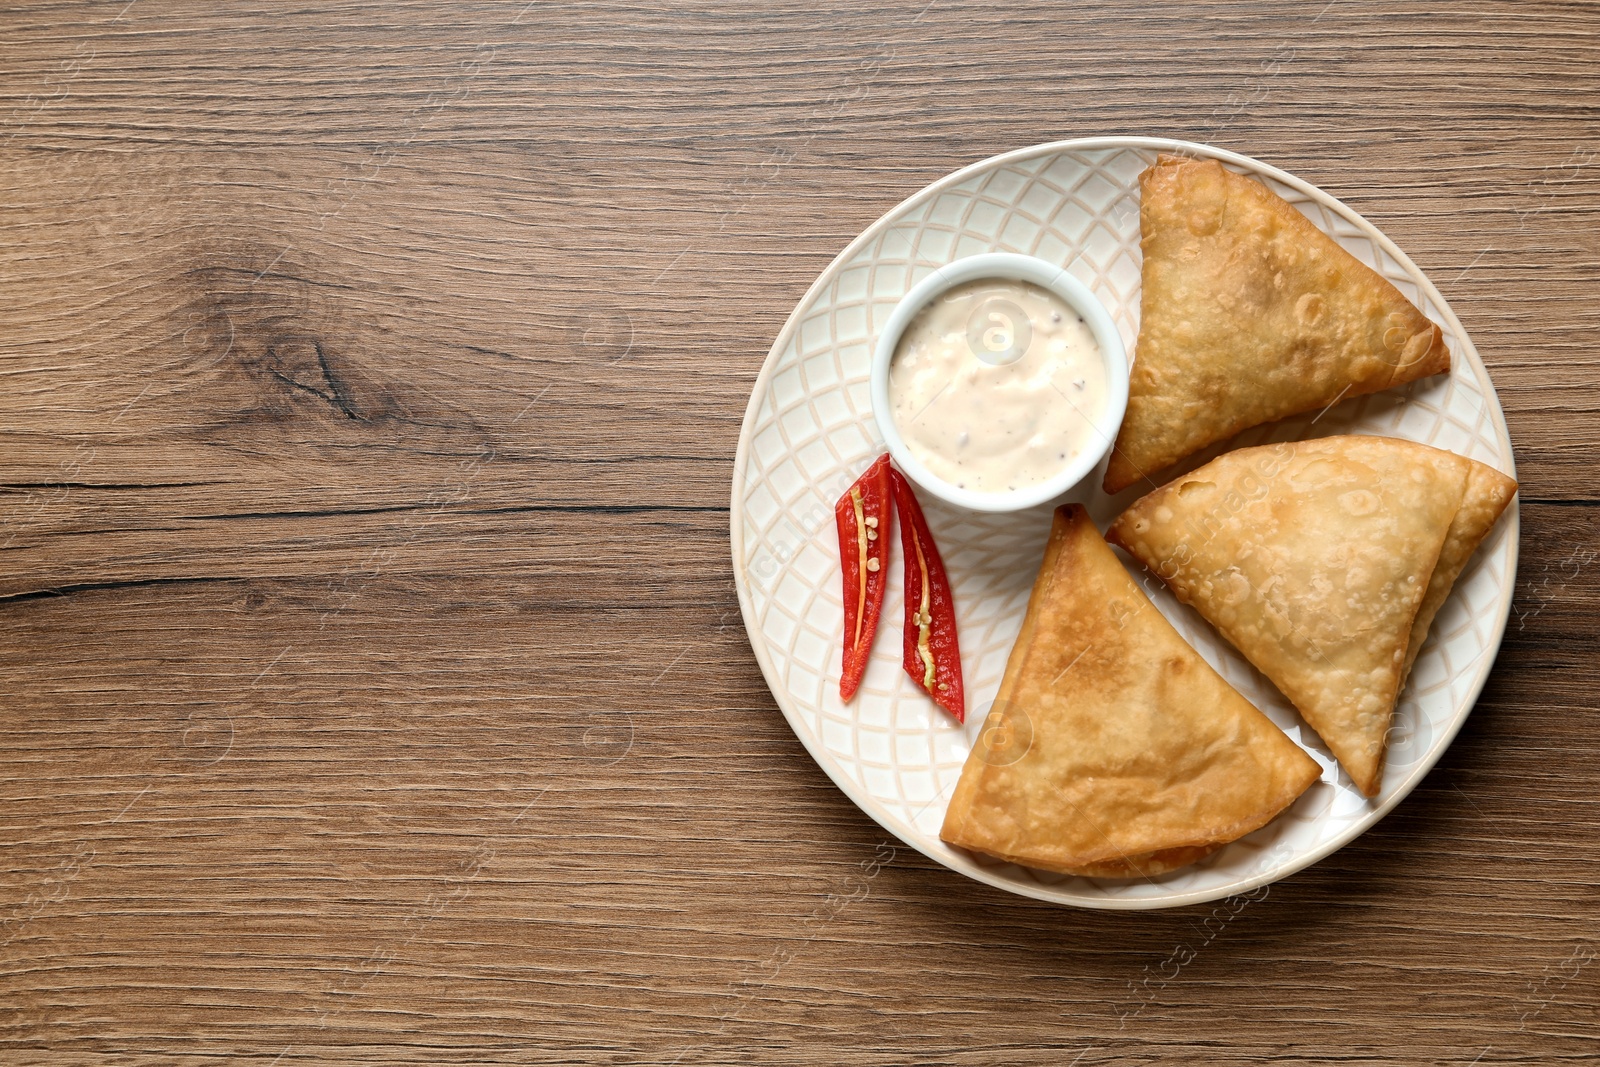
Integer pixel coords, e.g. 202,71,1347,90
888,278,1108,494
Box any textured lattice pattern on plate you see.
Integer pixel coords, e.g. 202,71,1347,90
731,138,1518,909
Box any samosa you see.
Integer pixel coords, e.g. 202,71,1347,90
940,505,1320,878
1104,156,1450,493
1108,435,1516,796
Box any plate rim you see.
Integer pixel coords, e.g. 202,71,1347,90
729,135,1520,910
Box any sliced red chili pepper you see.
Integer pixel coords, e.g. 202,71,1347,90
836,453,894,702
889,469,964,722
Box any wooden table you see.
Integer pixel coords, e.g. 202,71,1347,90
2,2,1596,1063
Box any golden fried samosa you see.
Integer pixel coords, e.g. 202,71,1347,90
1103,156,1451,494
1108,436,1516,797
940,505,1320,878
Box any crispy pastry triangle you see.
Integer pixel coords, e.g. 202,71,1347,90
940,505,1320,878
1103,156,1451,494
1108,435,1515,796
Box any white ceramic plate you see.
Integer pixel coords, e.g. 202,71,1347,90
729,136,1518,910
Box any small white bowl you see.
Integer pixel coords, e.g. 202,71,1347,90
869,252,1129,514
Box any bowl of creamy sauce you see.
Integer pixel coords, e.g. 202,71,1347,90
871,253,1129,513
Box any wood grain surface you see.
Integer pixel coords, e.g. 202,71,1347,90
2,1,1597,1063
